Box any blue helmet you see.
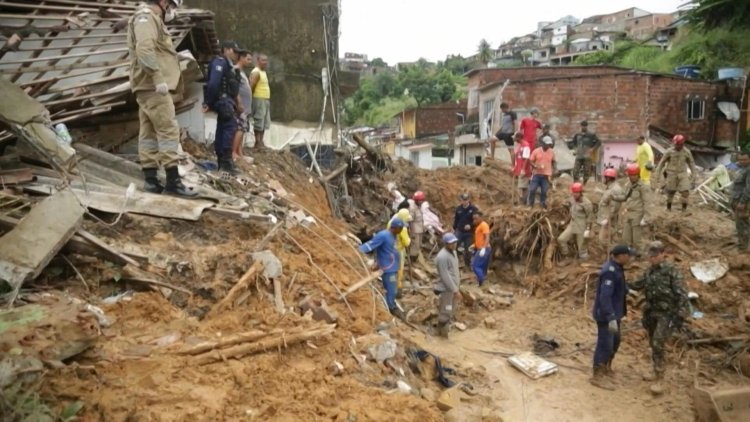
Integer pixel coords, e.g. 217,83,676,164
390,218,405,229
442,233,458,244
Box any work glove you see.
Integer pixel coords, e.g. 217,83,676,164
608,320,618,334
640,218,648,227
600,218,609,227
479,247,486,258
155,82,169,95
583,230,592,239
464,224,471,231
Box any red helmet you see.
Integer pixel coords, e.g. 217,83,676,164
570,182,584,193
603,168,617,179
625,163,640,176
412,191,426,202
672,134,685,145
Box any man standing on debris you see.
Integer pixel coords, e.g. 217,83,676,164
732,150,750,252
359,219,405,317
388,208,411,295
519,107,542,150
205,40,242,174
567,121,601,184
513,132,532,205
590,244,633,390
614,163,652,254
653,134,697,212
557,182,594,259
471,212,491,286
494,102,517,164
541,124,555,148
250,54,272,150
598,168,623,246
453,193,478,267
629,241,690,395
435,233,461,338
527,136,556,208
408,191,426,261
127,0,197,198
233,50,254,161
635,136,655,183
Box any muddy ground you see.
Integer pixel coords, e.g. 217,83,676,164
5,147,749,421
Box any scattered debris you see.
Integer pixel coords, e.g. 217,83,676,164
508,352,559,380
691,258,729,284
436,385,462,412
367,338,398,364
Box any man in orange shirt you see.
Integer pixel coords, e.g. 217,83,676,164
471,212,491,286
528,136,556,208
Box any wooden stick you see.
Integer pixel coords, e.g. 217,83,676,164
661,234,695,258
253,222,283,252
342,271,382,299
273,279,285,314
177,329,282,355
122,264,192,296
77,229,142,268
193,324,336,365
687,335,750,345
213,261,264,312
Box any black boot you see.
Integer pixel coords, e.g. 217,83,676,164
681,203,688,212
164,166,198,198
218,155,238,175
666,202,672,211
142,168,164,194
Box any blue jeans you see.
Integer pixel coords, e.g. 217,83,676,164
471,247,491,285
382,272,398,311
457,231,473,266
528,175,550,208
214,114,238,159
593,320,621,367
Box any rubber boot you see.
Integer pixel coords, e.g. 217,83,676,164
142,168,164,194
666,202,672,211
164,166,198,198
219,155,239,175
590,365,615,390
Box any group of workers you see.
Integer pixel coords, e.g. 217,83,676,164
127,0,272,195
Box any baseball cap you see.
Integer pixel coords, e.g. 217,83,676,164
221,40,241,51
542,136,553,145
646,241,665,256
390,218,405,229
610,244,634,257
442,233,459,244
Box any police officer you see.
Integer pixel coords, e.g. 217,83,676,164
598,168,623,246
557,182,594,259
453,193,478,267
629,241,690,395
653,134,697,212
731,150,750,252
590,244,633,390
127,0,196,197
614,163,652,254
204,41,243,174
567,120,601,184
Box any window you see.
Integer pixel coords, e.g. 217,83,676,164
410,151,420,166
482,99,495,120
469,89,479,108
687,99,705,120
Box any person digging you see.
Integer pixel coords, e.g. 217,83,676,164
590,244,634,390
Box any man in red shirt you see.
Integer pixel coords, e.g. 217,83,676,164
512,132,532,204
519,107,542,150
528,136,556,208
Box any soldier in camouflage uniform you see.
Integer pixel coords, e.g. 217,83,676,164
567,120,601,184
653,134,697,212
732,150,750,251
628,241,690,395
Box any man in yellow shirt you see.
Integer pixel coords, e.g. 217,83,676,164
635,136,655,183
250,54,271,150
388,209,412,294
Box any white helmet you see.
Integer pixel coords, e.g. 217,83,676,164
169,0,183,6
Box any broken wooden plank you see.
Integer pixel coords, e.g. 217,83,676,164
213,261,264,312
207,207,272,222
253,222,283,253
122,264,192,296
661,234,696,258
341,271,382,299
273,279,285,314
177,329,282,356
0,168,35,186
0,190,84,294
320,163,348,184
77,229,142,268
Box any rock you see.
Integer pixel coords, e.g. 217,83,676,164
461,289,477,307
298,297,338,324
396,380,412,394
650,383,666,396
420,387,437,402
251,250,283,279
437,385,462,412
367,339,397,363
454,322,467,331
484,316,497,329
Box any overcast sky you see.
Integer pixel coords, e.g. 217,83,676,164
339,0,688,64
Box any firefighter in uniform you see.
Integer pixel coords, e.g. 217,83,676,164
614,163,652,254
653,134,697,212
598,168,623,246
127,0,196,197
558,182,594,259
204,41,242,174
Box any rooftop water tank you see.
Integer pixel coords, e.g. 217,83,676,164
674,65,701,79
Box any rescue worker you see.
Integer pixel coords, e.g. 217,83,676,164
732,150,750,252
204,40,242,174
614,163,652,254
453,193,478,267
557,182,594,259
388,208,411,295
598,168,623,246
635,135,655,183
434,233,461,338
359,219,405,318
512,132,532,205
127,0,196,197
567,120,601,184
653,134,697,212
470,212,491,286
590,244,633,390
408,191,426,260
629,241,690,395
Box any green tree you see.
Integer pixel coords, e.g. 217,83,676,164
370,57,387,67
440,54,470,75
685,0,750,31
477,39,493,66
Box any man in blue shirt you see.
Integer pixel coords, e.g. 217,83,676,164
591,244,633,390
453,193,478,267
204,40,242,174
359,219,404,317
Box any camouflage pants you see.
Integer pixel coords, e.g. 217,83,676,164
573,158,593,183
736,206,749,250
136,91,181,169
643,313,675,374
